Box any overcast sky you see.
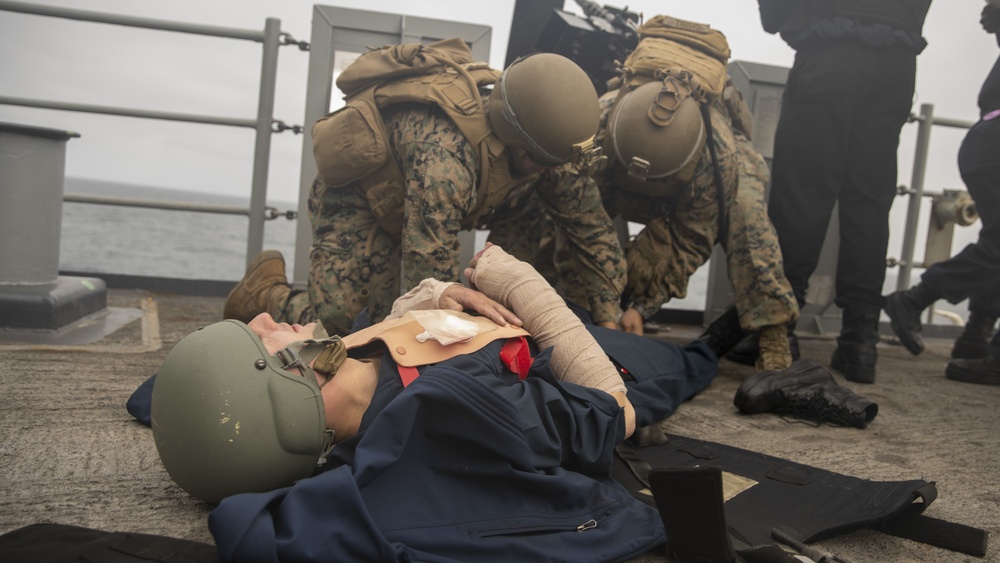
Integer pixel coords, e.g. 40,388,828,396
1,0,997,259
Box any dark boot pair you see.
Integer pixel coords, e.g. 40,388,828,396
734,359,878,429
886,284,1000,384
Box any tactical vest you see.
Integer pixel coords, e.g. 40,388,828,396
312,38,518,233
613,434,989,558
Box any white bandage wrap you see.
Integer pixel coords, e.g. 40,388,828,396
388,278,461,320
468,246,626,396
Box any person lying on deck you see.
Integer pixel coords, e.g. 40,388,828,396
141,245,875,562
145,244,738,561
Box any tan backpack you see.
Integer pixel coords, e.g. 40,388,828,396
611,15,753,140
614,15,731,103
311,38,515,233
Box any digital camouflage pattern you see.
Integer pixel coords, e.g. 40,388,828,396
280,102,625,335
608,97,799,331
486,164,626,325
516,92,799,331
280,103,479,334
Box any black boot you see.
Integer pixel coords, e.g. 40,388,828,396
697,305,748,358
830,307,880,384
724,325,800,366
884,283,940,355
945,353,1000,385
951,310,997,360
734,359,878,428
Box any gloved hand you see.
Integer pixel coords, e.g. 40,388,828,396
625,219,672,304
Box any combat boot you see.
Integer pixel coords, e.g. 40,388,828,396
734,359,879,429
755,324,793,372
951,310,997,360
696,305,748,358
830,307,880,384
725,324,800,366
223,250,290,323
945,353,1000,385
884,283,940,355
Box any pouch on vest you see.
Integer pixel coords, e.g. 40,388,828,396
312,98,389,188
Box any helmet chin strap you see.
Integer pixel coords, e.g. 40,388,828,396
272,325,343,465
274,335,347,389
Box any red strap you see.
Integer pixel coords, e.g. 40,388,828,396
397,365,420,388
500,336,533,380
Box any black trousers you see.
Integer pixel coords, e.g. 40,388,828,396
922,117,1000,318
767,40,917,314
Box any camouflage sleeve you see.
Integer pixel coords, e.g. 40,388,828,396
722,131,799,330
389,106,479,291
625,104,738,316
534,167,626,325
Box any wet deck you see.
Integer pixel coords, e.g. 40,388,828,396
0,288,996,562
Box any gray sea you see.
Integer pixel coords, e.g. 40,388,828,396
59,177,969,323
60,177,299,282
58,177,713,310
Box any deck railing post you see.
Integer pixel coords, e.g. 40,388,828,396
246,17,282,268
898,103,934,291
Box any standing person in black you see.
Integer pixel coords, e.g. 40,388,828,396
885,3,1000,386
744,0,932,384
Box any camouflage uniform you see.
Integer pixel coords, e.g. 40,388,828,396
486,165,626,325
279,102,625,335
521,94,798,332
608,97,799,331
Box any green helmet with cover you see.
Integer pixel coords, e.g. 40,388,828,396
488,52,605,172
151,319,344,504
605,76,706,195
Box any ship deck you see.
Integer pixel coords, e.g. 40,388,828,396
0,288,996,562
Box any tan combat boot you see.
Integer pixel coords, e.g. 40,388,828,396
223,250,291,323
755,324,792,372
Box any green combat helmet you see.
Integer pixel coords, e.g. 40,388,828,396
606,77,706,195
151,319,344,504
488,52,606,172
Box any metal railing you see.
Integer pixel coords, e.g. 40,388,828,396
896,103,977,291
0,1,979,307
0,0,306,269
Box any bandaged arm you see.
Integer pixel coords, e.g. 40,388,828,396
464,246,627,397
